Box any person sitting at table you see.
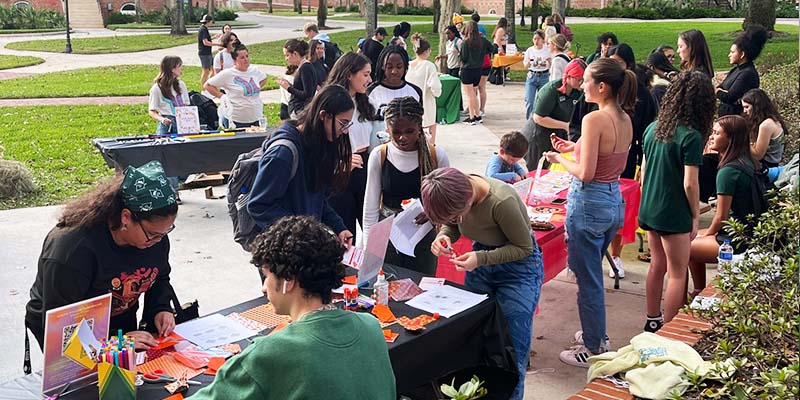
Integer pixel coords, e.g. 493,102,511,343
423,167,543,400
406,33,442,142
544,58,635,368
247,84,353,268
362,97,449,275
742,88,787,169
204,45,267,128
25,161,179,352
190,215,396,400
688,115,755,297
486,131,528,183
522,58,586,169
368,45,422,120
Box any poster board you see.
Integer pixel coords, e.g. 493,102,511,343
359,215,394,286
175,106,201,134
42,293,112,396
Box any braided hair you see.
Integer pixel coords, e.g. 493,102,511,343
384,96,435,184
371,45,409,87
654,70,716,143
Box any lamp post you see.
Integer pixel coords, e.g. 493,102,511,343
64,0,72,53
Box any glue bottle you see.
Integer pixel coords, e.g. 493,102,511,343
374,269,389,306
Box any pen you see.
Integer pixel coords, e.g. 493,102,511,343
438,238,460,257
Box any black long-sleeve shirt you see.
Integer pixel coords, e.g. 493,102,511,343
717,61,759,116
25,224,174,348
288,62,322,115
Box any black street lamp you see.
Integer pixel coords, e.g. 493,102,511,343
63,0,72,53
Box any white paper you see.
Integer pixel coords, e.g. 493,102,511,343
175,106,201,134
405,284,488,318
418,277,445,291
389,199,433,257
75,319,102,361
506,43,518,54
513,177,533,201
174,313,258,349
341,246,365,269
359,215,394,285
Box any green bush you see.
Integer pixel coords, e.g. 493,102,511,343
213,8,239,21
776,0,798,17
0,5,65,29
106,12,134,25
333,5,359,12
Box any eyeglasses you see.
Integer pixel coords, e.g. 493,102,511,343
336,118,353,133
139,222,175,242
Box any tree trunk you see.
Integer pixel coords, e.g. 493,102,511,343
135,0,141,23
207,0,214,18
520,0,525,26
187,0,194,23
294,0,302,13
744,0,776,31
365,0,376,35
530,0,539,30
552,0,565,21
268,0,273,13
170,0,186,35
393,0,398,15
432,0,440,33
504,0,515,43
317,0,327,27
437,0,457,59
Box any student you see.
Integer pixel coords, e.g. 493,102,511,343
148,56,189,136
361,27,387,79
543,16,557,43
212,23,232,42
25,161,179,351
646,51,679,106
544,58,636,367
492,17,509,53
471,12,488,37
191,216,396,400
742,88,787,168
278,39,322,118
523,29,551,120
548,34,571,83
639,71,716,332
303,22,340,71
424,167,543,400
677,29,714,78
198,14,218,86
585,32,618,64
278,64,297,121
459,21,494,125
309,39,330,80
247,84,354,253
688,115,755,295
204,45,267,128
716,26,767,116
367,45,422,120
486,131,528,183
327,52,378,237
213,32,239,74
653,44,676,65
390,21,412,50
407,33,442,142
523,58,586,169
362,97,449,275
442,25,463,78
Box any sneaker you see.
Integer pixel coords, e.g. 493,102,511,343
462,117,475,125
644,314,664,333
559,344,605,368
609,256,625,278
474,116,483,124
479,110,485,117
573,330,611,350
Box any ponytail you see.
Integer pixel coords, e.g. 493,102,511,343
619,69,637,114
588,58,637,114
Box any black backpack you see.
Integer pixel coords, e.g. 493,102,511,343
323,41,343,71
726,160,775,217
189,91,219,130
227,138,299,251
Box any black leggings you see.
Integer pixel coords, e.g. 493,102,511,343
329,150,369,235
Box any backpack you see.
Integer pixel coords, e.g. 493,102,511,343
488,66,505,85
379,143,439,169
227,138,299,251
324,41,343,70
555,53,571,63
561,24,574,42
725,161,775,218
189,91,219,130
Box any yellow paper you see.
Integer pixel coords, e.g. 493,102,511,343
63,329,95,370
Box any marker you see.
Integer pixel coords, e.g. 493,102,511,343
438,238,460,257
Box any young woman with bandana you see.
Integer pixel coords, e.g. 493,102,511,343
25,161,179,351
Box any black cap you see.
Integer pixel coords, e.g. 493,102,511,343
375,27,387,36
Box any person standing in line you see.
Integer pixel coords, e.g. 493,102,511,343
309,39,330,80
716,26,767,116
459,21,493,125
441,25,463,79
390,22,412,50
303,22,340,71
361,27,387,79
639,71,716,332
471,12,488,37
407,33,442,142
677,29,714,79
204,45,267,128
198,14,219,87
548,34,571,83
545,58,636,367
278,39,321,119
523,29,551,120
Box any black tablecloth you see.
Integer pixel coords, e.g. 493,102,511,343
1,266,515,399
92,130,273,176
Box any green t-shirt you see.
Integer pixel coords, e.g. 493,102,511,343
190,309,396,400
717,159,755,223
639,122,704,233
532,79,583,122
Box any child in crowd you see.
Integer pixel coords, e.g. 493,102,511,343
486,131,528,183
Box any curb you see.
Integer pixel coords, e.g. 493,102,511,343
113,24,261,33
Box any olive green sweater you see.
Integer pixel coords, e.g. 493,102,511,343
440,176,535,266
190,308,396,400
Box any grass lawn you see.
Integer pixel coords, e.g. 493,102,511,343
107,20,257,30
0,65,278,98
249,21,798,71
0,103,282,209
0,54,44,70
5,34,197,54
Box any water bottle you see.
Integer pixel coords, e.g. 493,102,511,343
717,239,734,272
374,269,389,306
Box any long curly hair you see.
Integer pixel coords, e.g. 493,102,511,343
327,52,377,123
654,70,716,143
741,88,788,143
250,215,345,304
384,96,435,185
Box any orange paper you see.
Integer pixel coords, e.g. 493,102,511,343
383,329,399,343
151,332,185,350
163,394,184,400
138,354,203,380
342,275,357,285
371,304,397,323
204,357,227,376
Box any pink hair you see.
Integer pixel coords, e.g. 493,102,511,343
420,167,473,224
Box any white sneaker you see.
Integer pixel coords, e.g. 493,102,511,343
559,344,605,368
609,256,625,278
479,110,485,117
573,330,611,350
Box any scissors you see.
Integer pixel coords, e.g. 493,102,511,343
141,370,201,385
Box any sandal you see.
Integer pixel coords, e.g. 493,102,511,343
637,253,651,263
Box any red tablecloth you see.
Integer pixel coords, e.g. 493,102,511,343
436,174,641,284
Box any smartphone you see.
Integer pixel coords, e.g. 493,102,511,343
551,198,567,205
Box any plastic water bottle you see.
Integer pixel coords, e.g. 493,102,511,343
374,269,389,306
717,240,734,272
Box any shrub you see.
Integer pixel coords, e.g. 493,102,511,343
775,0,798,18
0,5,65,29
214,7,239,21
758,63,799,162
106,12,134,25
333,5,359,12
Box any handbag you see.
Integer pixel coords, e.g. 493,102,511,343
488,67,504,85
171,288,199,325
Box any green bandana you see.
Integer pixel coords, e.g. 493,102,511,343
120,161,177,212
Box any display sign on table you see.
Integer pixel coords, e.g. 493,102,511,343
175,106,201,134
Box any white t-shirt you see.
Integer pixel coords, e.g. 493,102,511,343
406,60,442,128
368,82,422,121
524,45,551,72
148,81,189,116
213,49,234,71
348,97,377,152
446,37,463,70
206,66,267,123
550,53,569,82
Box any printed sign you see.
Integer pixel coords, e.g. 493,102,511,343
175,106,201,134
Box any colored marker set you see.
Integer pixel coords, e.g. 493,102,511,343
95,331,136,373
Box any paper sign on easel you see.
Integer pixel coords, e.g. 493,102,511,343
175,106,201,134
506,43,518,54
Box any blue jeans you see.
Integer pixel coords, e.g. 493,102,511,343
465,240,543,400
156,115,177,135
524,71,549,120
566,179,624,353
